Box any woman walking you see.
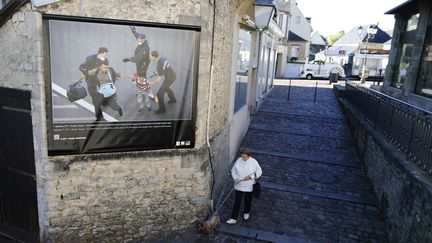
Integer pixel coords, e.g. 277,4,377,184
226,148,262,224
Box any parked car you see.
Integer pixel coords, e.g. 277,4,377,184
301,62,346,80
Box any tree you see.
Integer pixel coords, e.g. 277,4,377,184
327,30,345,47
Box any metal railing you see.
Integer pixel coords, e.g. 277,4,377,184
345,81,432,175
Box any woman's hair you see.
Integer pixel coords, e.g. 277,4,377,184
239,148,251,156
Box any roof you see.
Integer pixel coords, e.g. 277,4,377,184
310,44,326,55
288,31,308,42
311,31,327,45
361,27,391,43
333,26,363,45
333,25,391,45
385,0,418,15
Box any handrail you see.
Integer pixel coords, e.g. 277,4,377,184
345,82,432,176
347,81,432,116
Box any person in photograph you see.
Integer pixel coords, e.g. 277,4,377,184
226,148,262,225
132,72,158,112
78,47,109,120
122,26,151,78
87,59,125,119
150,50,177,114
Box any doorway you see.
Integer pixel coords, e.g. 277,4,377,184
0,87,39,242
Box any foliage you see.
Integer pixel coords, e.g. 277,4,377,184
327,30,345,46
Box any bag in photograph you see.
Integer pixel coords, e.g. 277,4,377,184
67,81,87,102
253,180,261,198
98,83,116,98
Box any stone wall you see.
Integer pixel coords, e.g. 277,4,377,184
0,3,50,236
339,99,432,242
43,148,211,241
0,0,240,241
207,0,236,138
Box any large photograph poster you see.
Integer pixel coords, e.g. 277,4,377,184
44,15,200,155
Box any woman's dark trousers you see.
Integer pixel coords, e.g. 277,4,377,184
231,190,253,219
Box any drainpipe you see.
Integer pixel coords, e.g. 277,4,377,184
206,0,216,213
254,31,263,114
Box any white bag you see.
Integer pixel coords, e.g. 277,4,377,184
98,83,116,98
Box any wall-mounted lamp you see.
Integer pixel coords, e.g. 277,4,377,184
254,0,276,30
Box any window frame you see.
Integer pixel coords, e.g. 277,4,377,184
233,28,252,113
391,12,419,89
414,18,432,98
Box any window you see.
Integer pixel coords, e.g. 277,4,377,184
234,29,251,113
291,46,300,58
391,12,418,89
406,13,419,31
415,16,432,98
392,44,413,89
295,16,301,24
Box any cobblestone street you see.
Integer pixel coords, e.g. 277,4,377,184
141,79,388,242
213,79,387,242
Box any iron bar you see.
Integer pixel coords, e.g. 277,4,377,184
287,79,292,101
345,82,432,176
313,82,318,103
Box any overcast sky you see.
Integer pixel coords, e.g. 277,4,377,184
298,0,407,37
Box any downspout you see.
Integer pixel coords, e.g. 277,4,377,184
207,0,216,213
254,31,263,114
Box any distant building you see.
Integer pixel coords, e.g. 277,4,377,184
286,0,312,64
274,0,292,78
309,31,327,61
382,0,432,110
280,0,312,77
315,25,391,78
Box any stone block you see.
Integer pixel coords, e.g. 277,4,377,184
128,186,144,195
63,192,80,200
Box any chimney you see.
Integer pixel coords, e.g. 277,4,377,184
306,17,311,24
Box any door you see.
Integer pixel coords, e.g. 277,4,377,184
0,87,39,241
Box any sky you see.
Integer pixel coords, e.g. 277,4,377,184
298,0,407,37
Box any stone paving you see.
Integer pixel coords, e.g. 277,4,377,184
214,79,387,242
141,79,388,242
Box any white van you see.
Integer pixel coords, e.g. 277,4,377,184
301,62,346,80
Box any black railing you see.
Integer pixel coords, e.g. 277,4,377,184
345,82,432,175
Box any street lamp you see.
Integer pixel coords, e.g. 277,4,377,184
254,0,276,30
358,24,378,83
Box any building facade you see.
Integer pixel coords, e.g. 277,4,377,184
315,25,391,79
309,31,327,61
0,0,285,241
383,0,432,111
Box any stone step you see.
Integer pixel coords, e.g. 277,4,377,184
243,129,356,152
252,154,375,199
249,125,352,142
248,148,362,169
216,189,386,243
258,110,346,121
251,112,352,139
260,181,376,206
218,223,317,243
